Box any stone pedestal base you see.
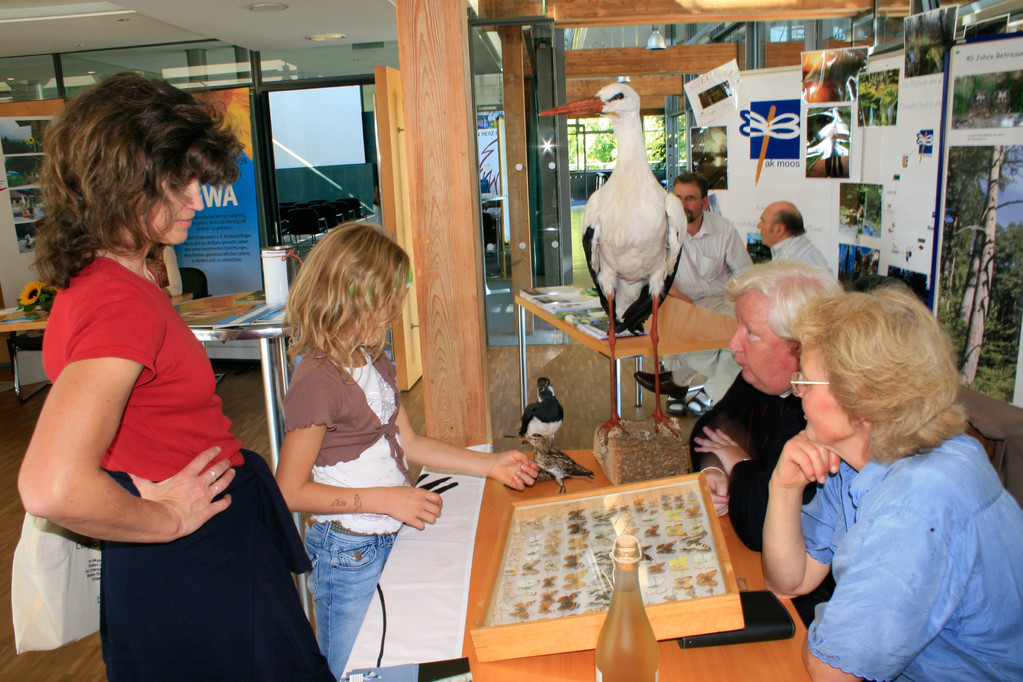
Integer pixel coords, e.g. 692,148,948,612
592,418,691,485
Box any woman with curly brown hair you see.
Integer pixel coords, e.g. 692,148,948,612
763,287,1023,681
18,73,331,680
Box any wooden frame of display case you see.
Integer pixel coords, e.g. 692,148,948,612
469,472,744,662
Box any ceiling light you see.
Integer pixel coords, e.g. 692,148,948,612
306,33,346,42
248,3,289,11
646,27,666,50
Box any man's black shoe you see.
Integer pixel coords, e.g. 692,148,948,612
634,371,690,397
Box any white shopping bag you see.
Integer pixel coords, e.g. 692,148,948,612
11,513,101,653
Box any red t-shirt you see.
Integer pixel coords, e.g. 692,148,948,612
43,257,243,481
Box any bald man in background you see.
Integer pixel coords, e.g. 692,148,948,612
757,201,830,272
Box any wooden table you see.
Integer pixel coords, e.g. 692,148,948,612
462,451,810,682
0,295,195,400
0,294,194,334
0,310,48,333
515,295,737,413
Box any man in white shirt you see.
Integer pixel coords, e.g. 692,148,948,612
758,201,831,273
635,172,752,416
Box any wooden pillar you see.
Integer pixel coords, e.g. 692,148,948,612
396,0,491,445
501,26,534,307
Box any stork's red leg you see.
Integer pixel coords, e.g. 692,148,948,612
649,294,677,435
597,293,628,443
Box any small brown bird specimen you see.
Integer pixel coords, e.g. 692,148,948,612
524,434,594,494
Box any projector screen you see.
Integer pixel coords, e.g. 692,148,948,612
269,85,366,169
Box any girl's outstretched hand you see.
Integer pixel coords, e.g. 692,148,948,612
387,486,443,530
129,446,236,541
489,450,540,490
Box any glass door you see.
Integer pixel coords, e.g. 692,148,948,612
469,19,574,347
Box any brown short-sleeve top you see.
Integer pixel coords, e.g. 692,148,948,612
284,351,411,484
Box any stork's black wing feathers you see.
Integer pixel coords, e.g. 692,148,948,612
620,245,684,332
620,286,655,334
581,226,610,316
584,224,647,335
583,225,685,336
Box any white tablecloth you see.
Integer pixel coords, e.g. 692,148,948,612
345,467,485,673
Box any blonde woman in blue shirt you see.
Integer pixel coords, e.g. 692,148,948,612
763,286,1023,681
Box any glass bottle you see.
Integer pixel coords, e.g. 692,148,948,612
595,534,659,681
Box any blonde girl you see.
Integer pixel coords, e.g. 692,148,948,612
275,223,537,678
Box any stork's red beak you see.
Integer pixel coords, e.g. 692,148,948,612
540,96,604,117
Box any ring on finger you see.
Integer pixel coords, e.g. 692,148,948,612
212,483,219,494
208,469,217,482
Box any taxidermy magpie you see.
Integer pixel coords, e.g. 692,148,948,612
518,376,564,441
525,434,593,494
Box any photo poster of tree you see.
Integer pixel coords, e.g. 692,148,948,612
0,98,63,309
178,87,261,297
940,35,1023,405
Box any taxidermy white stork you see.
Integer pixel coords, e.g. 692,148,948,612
541,83,687,441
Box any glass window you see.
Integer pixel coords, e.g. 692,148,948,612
268,84,377,237
565,115,666,171
0,55,59,103
766,21,805,43
259,42,399,82
59,41,252,96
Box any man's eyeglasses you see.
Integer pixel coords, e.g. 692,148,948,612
791,371,829,397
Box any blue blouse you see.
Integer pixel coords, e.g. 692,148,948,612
801,434,1023,681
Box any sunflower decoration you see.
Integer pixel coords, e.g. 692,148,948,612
17,280,57,313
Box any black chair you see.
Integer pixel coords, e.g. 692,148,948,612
338,197,362,220
179,267,209,299
307,203,341,230
283,207,326,243
326,201,354,222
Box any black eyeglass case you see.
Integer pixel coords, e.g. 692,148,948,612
676,590,796,649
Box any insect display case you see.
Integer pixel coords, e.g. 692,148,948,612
469,472,744,662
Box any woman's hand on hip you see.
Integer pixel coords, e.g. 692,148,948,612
129,446,235,540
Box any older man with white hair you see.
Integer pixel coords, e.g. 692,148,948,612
689,259,839,624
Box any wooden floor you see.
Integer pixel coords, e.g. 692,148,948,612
0,340,692,679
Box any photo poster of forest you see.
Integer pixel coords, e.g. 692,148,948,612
940,144,1023,403
941,34,1023,405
